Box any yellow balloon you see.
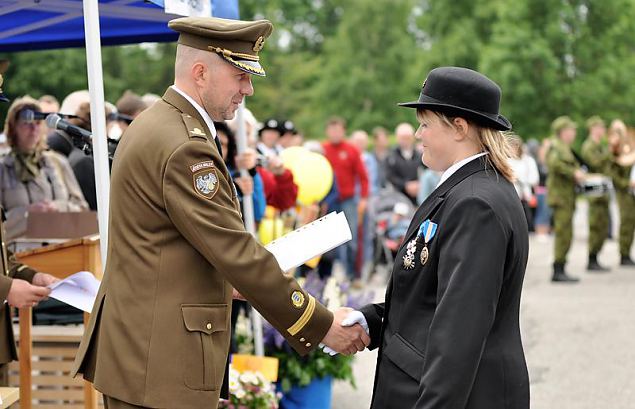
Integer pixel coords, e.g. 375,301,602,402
258,217,285,245
281,148,333,206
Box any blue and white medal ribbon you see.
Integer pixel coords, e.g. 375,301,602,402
417,219,438,265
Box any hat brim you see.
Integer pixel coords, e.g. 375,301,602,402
399,98,511,131
219,54,266,77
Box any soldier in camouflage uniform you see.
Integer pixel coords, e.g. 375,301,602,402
608,120,635,266
547,116,586,282
580,116,611,272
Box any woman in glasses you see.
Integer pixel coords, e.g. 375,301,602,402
0,96,87,239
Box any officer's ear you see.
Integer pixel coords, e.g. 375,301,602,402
191,61,208,87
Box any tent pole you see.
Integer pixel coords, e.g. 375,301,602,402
235,102,265,357
83,0,110,268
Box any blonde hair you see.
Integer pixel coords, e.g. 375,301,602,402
417,109,516,182
3,95,47,151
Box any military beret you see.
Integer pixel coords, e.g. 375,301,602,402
0,59,10,103
586,115,605,129
169,16,273,77
551,116,577,134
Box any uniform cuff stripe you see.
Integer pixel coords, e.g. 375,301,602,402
287,295,315,336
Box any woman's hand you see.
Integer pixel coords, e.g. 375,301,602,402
28,201,57,213
32,272,60,287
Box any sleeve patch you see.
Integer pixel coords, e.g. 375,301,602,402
190,161,215,173
193,168,219,200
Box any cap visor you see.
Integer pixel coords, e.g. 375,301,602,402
221,55,266,77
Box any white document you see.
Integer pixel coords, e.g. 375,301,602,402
164,0,212,17
265,212,352,272
48,271,101,313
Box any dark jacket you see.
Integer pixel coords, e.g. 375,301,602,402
48,131,97,210
361,157,530,409
386,147,424,203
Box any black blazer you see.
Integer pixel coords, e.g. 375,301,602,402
361,157,529,409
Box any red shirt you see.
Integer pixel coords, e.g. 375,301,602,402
257,167,298,211
322,141,369,201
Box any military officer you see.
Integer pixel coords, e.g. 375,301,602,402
607,120,635,266
580,116,611,272
547,116,586,282
0,66,58,386
71,17,368,409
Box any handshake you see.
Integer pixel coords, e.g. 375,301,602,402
320,307,370,356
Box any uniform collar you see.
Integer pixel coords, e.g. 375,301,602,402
436,152,488,188
169,85,217,140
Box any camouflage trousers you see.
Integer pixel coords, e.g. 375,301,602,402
616,190,635,257
553,203,575,264
588,197,610,255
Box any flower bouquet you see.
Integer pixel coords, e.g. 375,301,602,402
218,368,281,409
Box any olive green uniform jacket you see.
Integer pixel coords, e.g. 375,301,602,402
0,209,38,365
580,138,612,254
72,88,333,408
546,138,579,209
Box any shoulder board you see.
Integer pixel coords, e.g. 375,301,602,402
181,113,208,141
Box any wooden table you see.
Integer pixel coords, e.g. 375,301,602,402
0,387,19,408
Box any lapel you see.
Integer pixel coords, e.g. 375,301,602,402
400,156,488,247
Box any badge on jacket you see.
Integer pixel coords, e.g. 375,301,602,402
402,219,437,269
191,161,219,200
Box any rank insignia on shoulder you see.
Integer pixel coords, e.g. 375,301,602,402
193,169,219,200
291,291,305,308
190,127,206,137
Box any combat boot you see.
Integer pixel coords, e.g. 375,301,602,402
587,254,610,272
620,255,635,267
552,262,579,283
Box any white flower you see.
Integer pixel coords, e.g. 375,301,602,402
234,389,246,399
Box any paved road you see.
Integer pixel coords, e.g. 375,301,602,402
332,200,635,408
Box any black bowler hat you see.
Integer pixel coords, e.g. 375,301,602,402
399,66,511,131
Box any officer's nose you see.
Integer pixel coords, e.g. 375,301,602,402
241,76,254,97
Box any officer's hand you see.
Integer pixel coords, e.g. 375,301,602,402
235,149,257,170
7,279,51,309
321,307,370,355
322,310,370,356
234,175,254,196
32,272,59,288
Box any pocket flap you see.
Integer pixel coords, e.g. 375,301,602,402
181,304,228,334
383,333,425,381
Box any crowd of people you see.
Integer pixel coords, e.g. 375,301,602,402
0,86,634,288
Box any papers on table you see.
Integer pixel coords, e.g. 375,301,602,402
48,271,101,313
265,211,352,272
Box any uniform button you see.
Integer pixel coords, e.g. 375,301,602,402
305,343,312,348
206,323,212,330
300,338,306,342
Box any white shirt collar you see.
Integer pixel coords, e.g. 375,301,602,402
171,85,217,139
436,152,488,188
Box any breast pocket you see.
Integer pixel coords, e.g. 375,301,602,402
181,304,229,391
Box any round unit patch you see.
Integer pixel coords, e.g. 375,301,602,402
291,291,305,308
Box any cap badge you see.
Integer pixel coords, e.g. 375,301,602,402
291,291,305,308
253,36,265,52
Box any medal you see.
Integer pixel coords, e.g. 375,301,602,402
420,246,429,265
402,239,417,270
